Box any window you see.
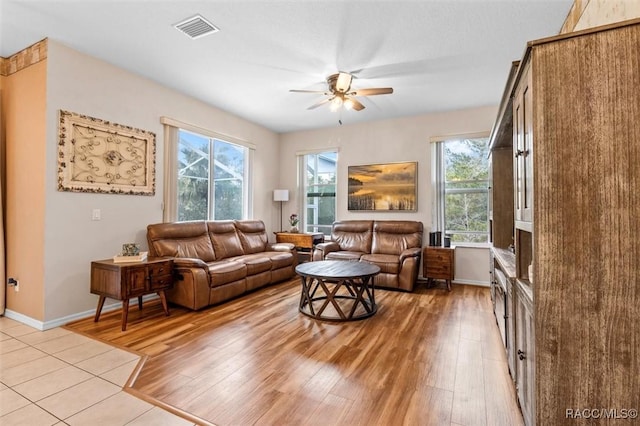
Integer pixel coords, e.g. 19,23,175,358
300,151,337,235
433,135,490,243
176,129,249,221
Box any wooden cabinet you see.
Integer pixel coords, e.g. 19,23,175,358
490,19,640,425
423,247,454,291
488,60,518,248
91,258,174,331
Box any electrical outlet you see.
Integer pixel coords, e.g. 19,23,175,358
7,278,18,292
92,209,101,221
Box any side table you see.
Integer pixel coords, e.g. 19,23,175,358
423,246,455,291
275,232,324,262
90,257,174,331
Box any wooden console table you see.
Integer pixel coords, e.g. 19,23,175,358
90,258,174,331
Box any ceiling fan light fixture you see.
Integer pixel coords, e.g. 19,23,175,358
335,72,352,93
330,96,343,112
343,98,355,110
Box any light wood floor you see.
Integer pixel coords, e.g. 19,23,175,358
66,280,524,426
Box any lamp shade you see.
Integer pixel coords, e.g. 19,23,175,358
273,189,289,202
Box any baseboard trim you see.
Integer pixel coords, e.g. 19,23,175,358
454,278,490,287
3,294,160,330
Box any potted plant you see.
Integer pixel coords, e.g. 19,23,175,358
289,213,299,233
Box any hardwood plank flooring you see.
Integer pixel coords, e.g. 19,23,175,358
66,280,523,426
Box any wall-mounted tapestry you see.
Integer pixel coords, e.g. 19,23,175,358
58,110,156,195
348,161,417,211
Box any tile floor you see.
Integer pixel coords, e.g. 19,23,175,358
0,316,196,426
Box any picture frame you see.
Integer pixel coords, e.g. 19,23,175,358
348,161,417,211
57,110,156,195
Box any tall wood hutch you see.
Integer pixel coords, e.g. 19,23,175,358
490,19,640,426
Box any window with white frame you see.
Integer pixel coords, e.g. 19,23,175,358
433,135,490,243
160,118,254,222
175,129,250,221
300,151,337,235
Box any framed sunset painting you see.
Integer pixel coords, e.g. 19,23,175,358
348,161,417,211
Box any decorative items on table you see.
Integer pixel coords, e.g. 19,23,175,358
289,213,299,233
113,243,148,263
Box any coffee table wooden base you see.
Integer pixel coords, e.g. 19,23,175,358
299,275,377,321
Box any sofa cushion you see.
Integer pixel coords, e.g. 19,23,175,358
235,220,269,254
325,251,365,261
207,261,247,287
331,220,373,253
264,251,295,269
147,222,216,262
231,254,272,275
371,221,423,255
360,254,400,274
207,221,245,260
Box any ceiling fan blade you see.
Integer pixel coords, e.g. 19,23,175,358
307,97,332,110
351,87,394,96
347,98,365,111
290,89,328,94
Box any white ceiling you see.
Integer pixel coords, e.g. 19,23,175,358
0,0,573,134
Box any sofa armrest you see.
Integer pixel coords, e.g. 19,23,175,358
269,242,295,252
173,257,209,270
312,241,340,260
399,247,422,262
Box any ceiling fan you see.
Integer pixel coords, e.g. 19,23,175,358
290,72,393,112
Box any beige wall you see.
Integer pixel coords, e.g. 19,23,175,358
3,60,47,321
280,106,497,285
575,0,640,30
3,39,496,326
562,0,640,32
7,40,279,328
0,73,5,316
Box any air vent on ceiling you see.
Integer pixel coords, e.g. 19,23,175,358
174,15,219,39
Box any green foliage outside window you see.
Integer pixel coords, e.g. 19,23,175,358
444,138,489,243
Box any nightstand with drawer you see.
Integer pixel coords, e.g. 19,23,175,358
423,246,455,291
91,257,174,331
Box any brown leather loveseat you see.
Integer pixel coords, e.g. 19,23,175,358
147,220,297,310
312,220,423,291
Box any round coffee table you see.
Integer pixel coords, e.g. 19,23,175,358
295,260,380,321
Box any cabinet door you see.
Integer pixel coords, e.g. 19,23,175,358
522,68,533,222
125,266,148,297
513,63,533,224
506,280,516,379
515,285,534,426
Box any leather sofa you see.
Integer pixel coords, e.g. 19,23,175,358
147,220,297,310
312,220,423,291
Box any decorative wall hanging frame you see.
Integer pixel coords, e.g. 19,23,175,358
348,161,417,211
58,110,156,195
